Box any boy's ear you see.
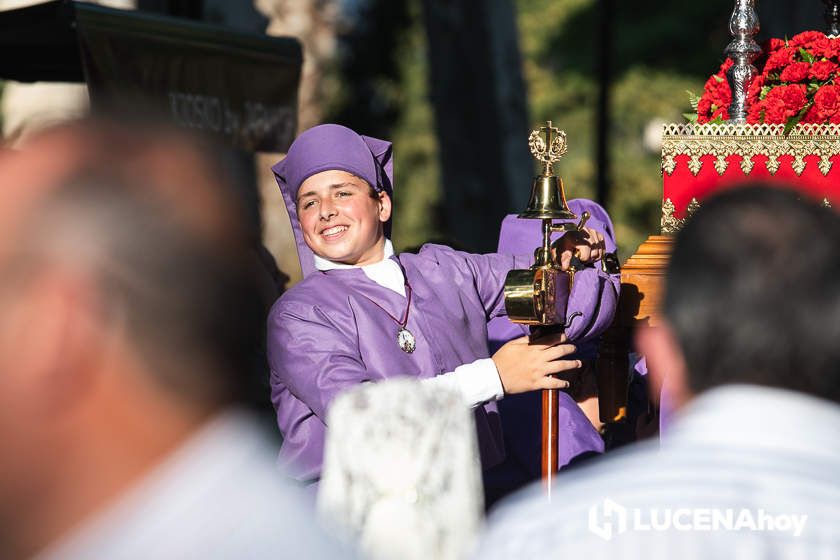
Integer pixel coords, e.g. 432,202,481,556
378,191,392,223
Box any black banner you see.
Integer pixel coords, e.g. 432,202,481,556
0,1,302,153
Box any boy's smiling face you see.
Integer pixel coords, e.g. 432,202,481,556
296,170,391,266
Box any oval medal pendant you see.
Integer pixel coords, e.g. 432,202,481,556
397,327,416,353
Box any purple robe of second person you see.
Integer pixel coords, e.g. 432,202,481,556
267,127,620,485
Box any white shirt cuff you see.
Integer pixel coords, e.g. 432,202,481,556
421,358,505,408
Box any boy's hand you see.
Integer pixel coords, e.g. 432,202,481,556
552,227,605,271
492,332,581,394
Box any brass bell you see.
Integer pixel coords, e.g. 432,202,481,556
519,121,577,221
503,120,589,326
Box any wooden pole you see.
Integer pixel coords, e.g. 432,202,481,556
541,387,560,498
531,320,565,499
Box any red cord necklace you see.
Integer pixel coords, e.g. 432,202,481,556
360,280,416,353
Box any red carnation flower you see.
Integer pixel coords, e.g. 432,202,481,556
802,104,822,124
765,47,796,73
762,96,786,124
765,37,786,53
704,61,730,87
790,31,826,48
713,82,732,107
811,37,834,59
814,85,840,120
703,74,722,92
698,60,733,119
762,85,807,123
809,59,838,81
781,84,808,110
780,61,811,82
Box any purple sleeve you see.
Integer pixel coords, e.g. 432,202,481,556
563,264,619,343
418,245,532,321
465,252,534,320
562,199,620,342
267,300,368,422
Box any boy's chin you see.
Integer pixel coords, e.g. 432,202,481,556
318,250,356,264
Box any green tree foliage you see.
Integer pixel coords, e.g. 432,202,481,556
516,0,732,258
327,0,444,251
389,17,445,251
335,0,735,258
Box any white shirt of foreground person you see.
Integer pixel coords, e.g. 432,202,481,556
476,385,840,560
37,412,353,560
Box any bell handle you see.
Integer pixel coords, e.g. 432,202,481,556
575,210,591,231
549,210,590,234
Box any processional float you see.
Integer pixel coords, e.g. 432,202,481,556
628,0,840,322
617,0,840,447
609,0,840,482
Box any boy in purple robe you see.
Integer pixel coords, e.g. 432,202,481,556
268,124,619,486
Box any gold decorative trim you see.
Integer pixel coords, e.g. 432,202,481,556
685,197,701,216
661,123,840,177
660,198,678,233
662,196,831,234
661,197,700,234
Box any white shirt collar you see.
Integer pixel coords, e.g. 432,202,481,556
312,239,405,297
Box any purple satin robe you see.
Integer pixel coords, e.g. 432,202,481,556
267,233,617,484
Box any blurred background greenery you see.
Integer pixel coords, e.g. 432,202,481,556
328,0,740,259
0,0,826,263
515,0,735,257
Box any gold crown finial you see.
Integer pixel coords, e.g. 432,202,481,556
528,120,568,176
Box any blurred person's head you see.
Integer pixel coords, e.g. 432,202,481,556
0,118,262,557
638,185,840,409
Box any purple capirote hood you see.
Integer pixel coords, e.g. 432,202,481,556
271,124,394,278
